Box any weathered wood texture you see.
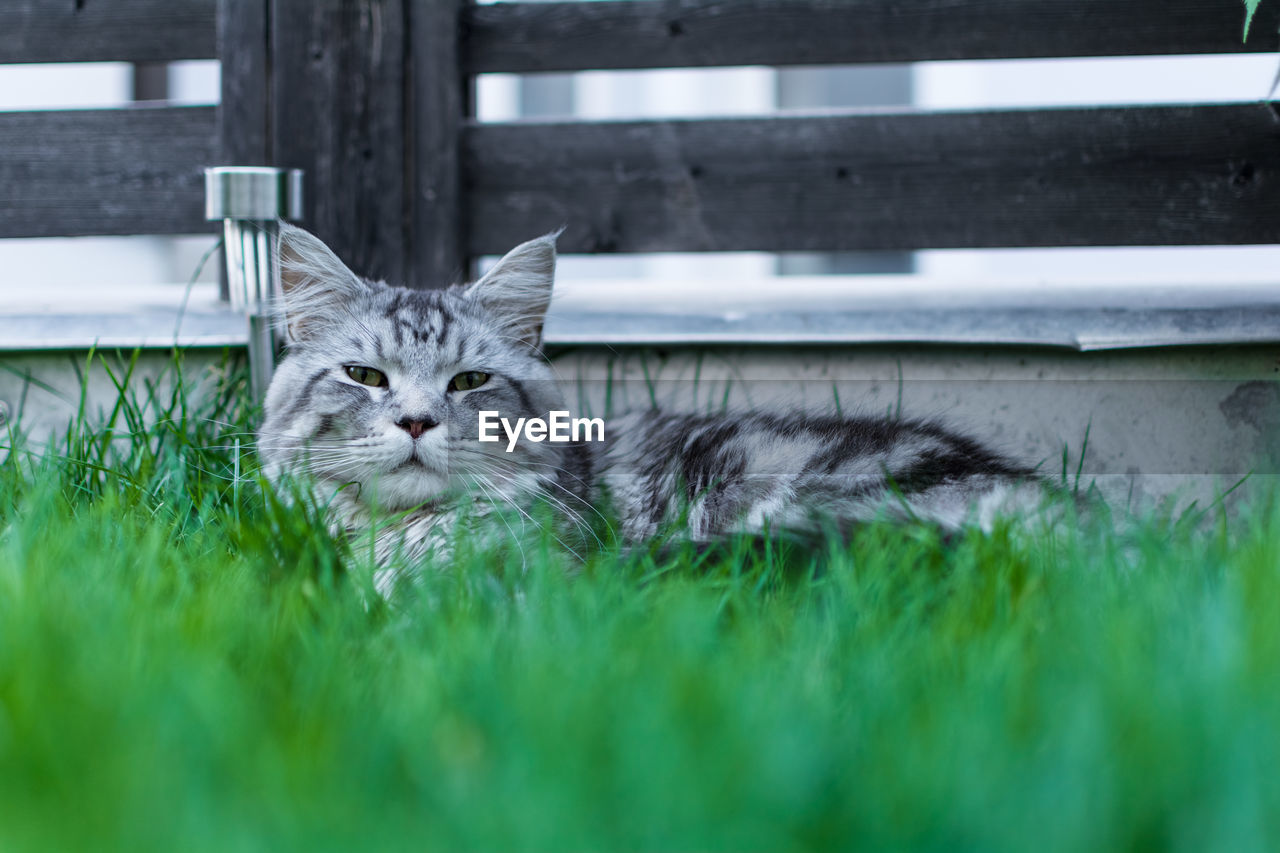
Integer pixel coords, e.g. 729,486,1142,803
9,0,1276,265
269,0,410,284
216,0,271,299
464,0,1280,73
263,0,468,289
218,0,269,167
465,103,1280,254
408,0,470,288
3,0,216,64
0,107,215,239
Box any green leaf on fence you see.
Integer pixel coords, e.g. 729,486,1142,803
1244,0,1262,39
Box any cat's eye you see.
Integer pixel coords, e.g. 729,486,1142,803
344,365,388,388
448,371,490,392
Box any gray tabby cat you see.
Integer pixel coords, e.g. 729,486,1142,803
259,224,1047,593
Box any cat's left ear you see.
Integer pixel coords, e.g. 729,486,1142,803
465,230,560,348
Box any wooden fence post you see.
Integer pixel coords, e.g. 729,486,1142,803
216,0,270,301
216,0,469,290
217,0,269,168
408,0,469,289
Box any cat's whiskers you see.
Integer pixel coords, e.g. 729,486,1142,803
458,472,532,569
452,446,604,523
466,457,601,538
457,459,590,562
449,446,595,513
451,451,601,551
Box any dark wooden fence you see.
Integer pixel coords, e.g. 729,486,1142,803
1,1,216,239
3,0,1279,290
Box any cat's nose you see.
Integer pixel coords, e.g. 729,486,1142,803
396,416,439,440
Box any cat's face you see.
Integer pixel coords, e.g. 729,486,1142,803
259,224,566,513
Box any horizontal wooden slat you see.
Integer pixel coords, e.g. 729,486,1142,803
3,0,216,64
465,0,1278,73
0,106,217,238
465,103,1280,254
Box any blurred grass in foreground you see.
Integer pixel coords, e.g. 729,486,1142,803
0,350,1278,852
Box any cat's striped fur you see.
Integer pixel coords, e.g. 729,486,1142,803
259,225,1048,594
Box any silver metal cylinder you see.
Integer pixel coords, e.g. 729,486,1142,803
206,166,305,222
205,167,304,399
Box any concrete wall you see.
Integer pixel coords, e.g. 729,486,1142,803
3,343,1276,516
551,344,1280,515
0,348,241,462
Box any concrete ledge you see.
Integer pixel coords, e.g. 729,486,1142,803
544,276,1280,352
543,305,1280,351
1,277,1274,353
0,282,245,350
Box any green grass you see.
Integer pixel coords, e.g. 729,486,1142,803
2,351,1279,851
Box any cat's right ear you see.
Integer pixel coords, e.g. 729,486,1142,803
463,230,561,349
276,222,366,341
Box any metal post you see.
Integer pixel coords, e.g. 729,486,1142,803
204,167,304,400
